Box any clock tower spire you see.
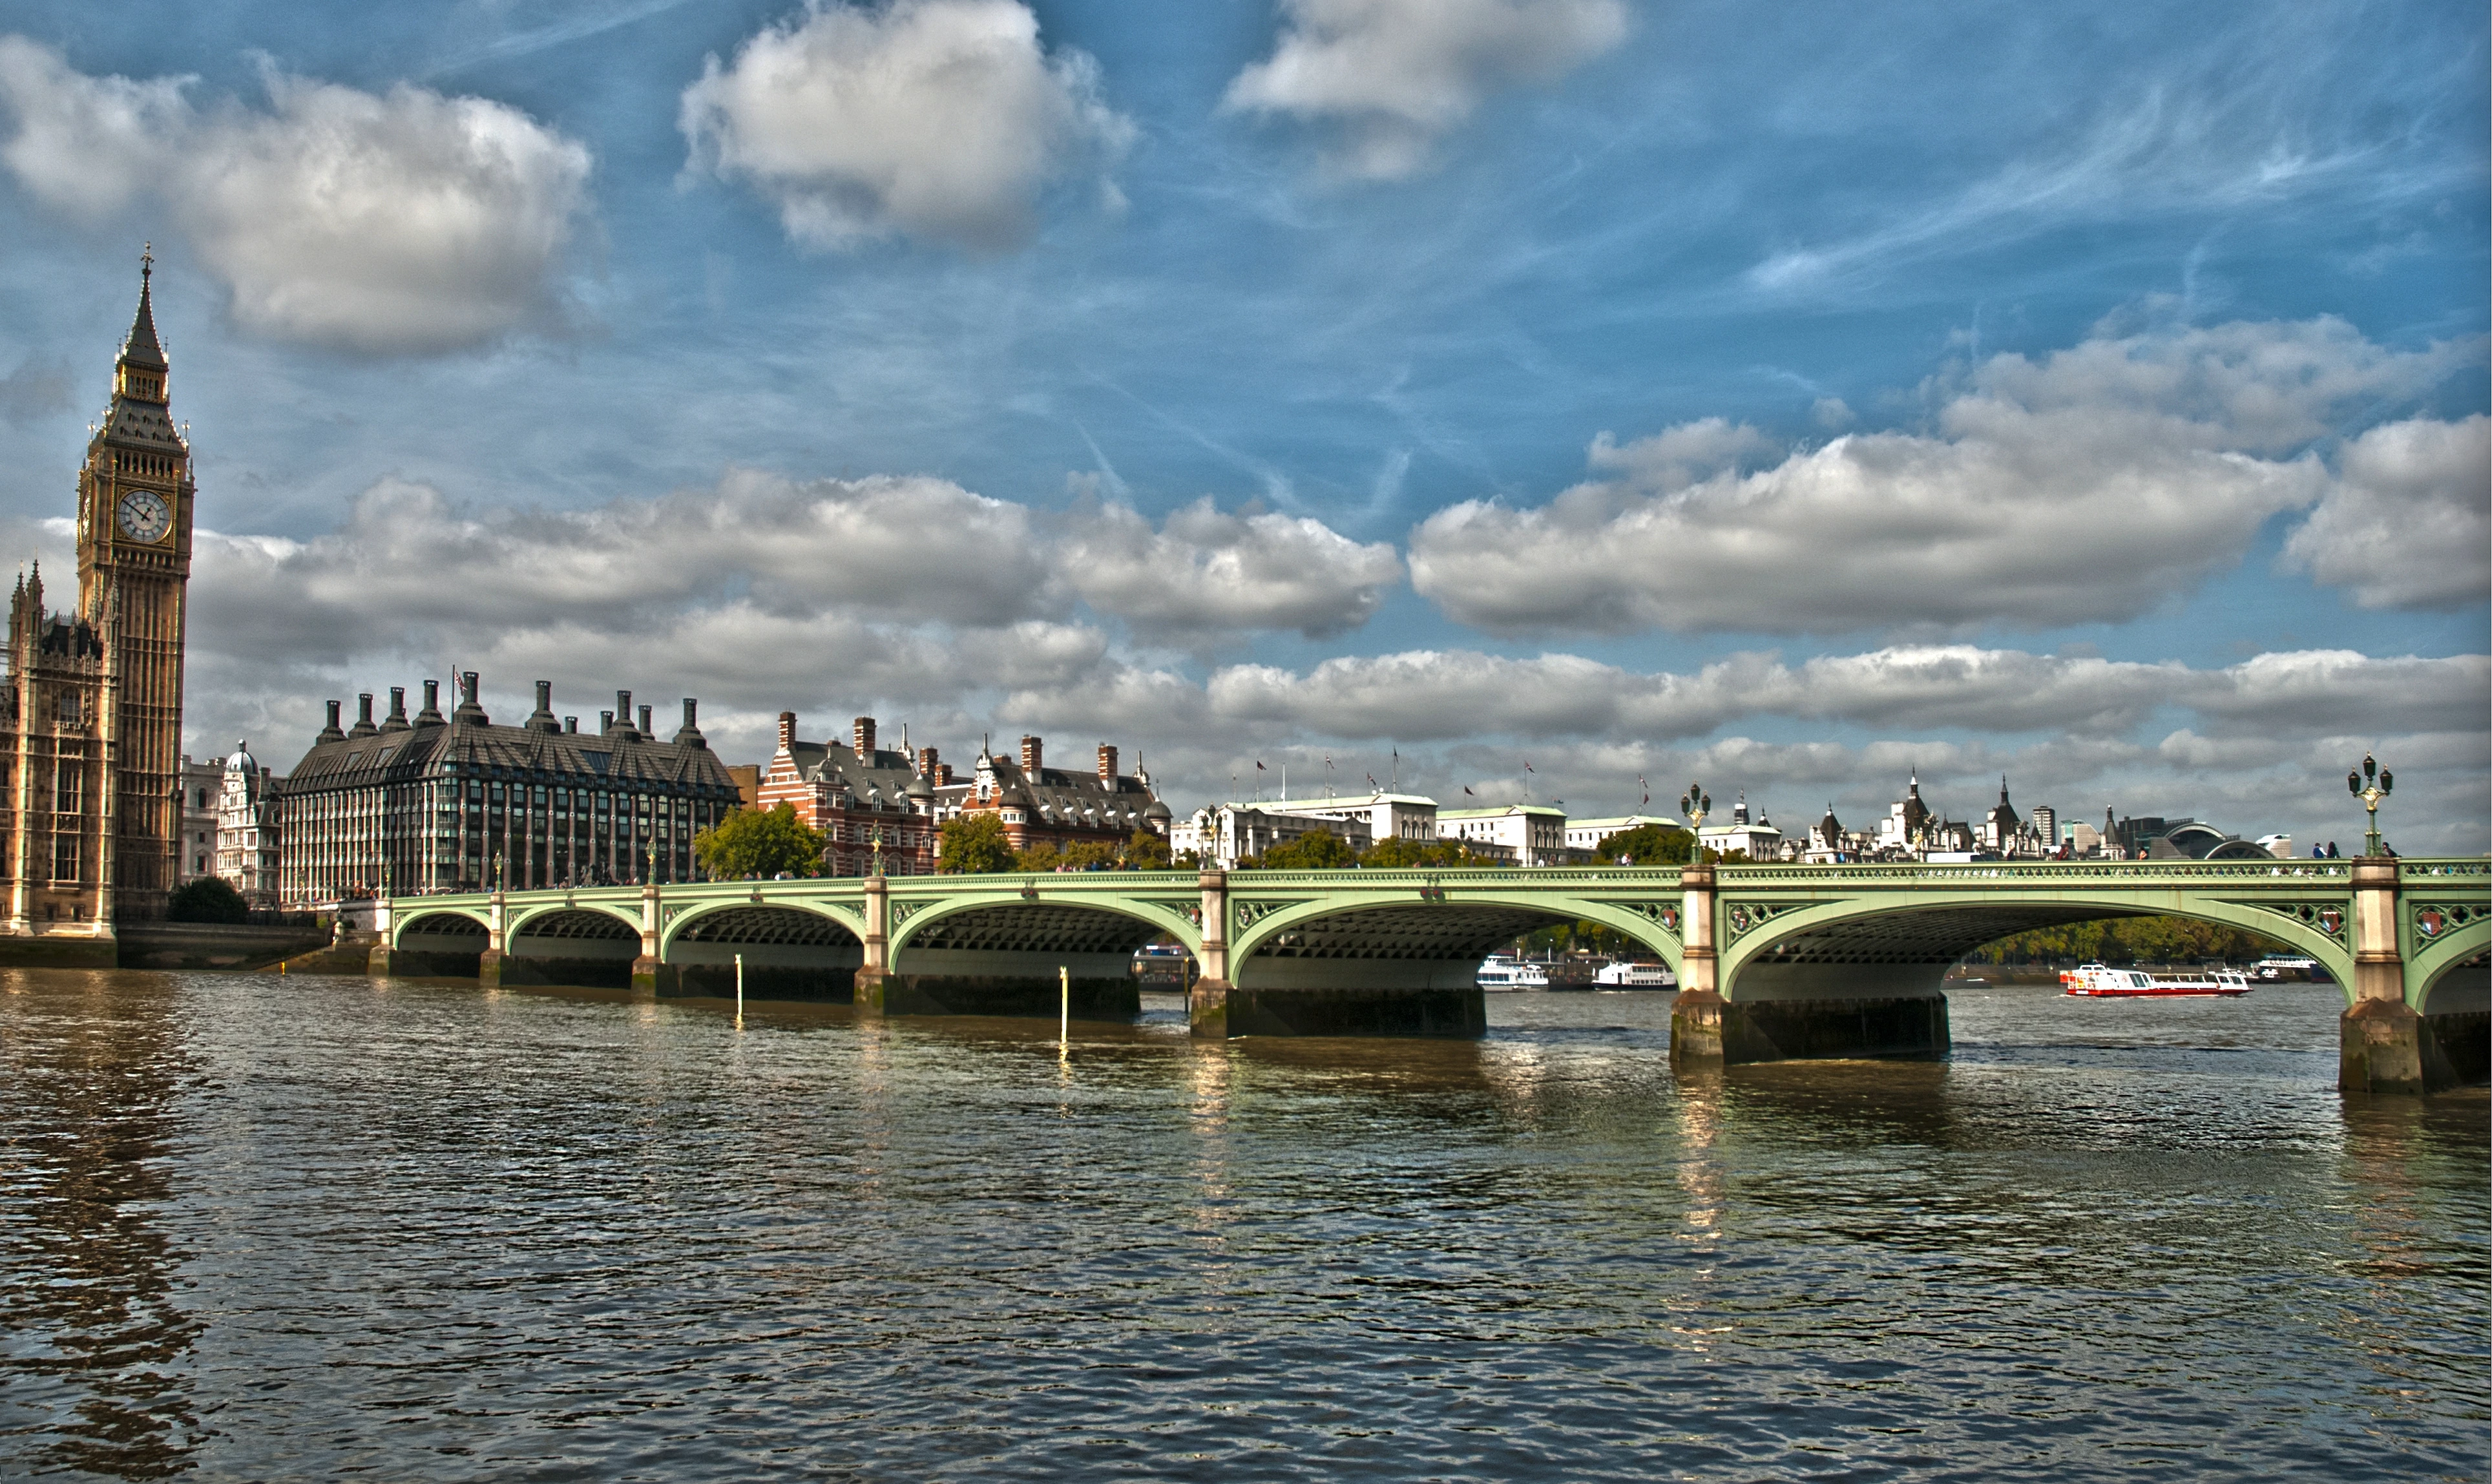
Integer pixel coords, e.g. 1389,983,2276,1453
75,246,194,918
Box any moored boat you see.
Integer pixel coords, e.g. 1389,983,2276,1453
2062,963,2252,998
1476,954,1551,991
1594,959,1676,988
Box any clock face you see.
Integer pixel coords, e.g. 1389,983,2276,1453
116,489,171,544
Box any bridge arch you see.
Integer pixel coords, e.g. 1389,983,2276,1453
883,886,1201,1021
1229,891,1682,976
389,909,491,977
661,900,865,999
1714,890,2358,1000
497,905,646,990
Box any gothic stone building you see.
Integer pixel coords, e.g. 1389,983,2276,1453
0,256,193,949
277,678,740,904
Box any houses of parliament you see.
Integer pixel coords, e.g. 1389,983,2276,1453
0,253,193,957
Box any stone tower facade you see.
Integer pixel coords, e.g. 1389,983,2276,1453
74,251,193,921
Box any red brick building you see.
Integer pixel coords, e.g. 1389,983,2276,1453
951,735,1169,857
755,714,942,875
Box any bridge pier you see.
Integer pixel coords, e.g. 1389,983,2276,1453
628,881,669,996
1189,870,1229,1039
2340,857,2460,1095
1670,863,1726,1066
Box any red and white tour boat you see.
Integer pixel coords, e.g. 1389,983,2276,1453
2060,963,2254,998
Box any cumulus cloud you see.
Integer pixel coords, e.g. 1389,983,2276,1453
183,468,1396,719
1055,496,1402,638
2281,414,2490,609
0,37,592,353
1203,643,2490,746
1410,317,2476,636
680,0,1131,251
1224,0,1627,179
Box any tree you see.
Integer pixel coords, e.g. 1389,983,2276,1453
1014,841,1063,872
1123,829,1172,869
1062,841,1124,871
693,804,824,880
1600,824,1697,866
1361,838,1498,868
1261,831,1359,869
939,811,1016,873
167,875,248,923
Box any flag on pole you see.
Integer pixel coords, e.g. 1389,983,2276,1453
1463,786,1474,796
1255,760,1265,771
1523,760,1533,773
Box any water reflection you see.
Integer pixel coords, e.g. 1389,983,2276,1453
0,970,203,1478
0,971,2480,1481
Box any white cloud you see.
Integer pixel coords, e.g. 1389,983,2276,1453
1056,496,1403,638
191,468,1399,658
1202,644,2491,745
680,0,1131,251
1409,318,2474,636
0,37,592,354
1224,0,1627,179
2281,414,2490,609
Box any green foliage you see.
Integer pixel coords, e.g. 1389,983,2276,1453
1600,824,1696,866
694,804,824,880
1261,831,1359,869
1123,829,1172,869
1359,838,1500,868
1062,841,1124,870
939,811,1016,873
167,874,248,924
1014,841,1063,872
1969,915,2288,965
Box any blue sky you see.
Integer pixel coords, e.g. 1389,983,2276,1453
0,0,2483,850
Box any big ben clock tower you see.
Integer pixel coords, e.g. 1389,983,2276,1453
75,249,192,919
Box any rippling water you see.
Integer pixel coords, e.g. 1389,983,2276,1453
1,969,2483,1480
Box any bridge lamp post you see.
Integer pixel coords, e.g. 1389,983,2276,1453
1679,782,1711,860
2348,753,2393,857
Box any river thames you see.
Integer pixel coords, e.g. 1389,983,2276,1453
2,969,2483,1480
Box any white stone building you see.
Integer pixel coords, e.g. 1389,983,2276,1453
214,742,284,907
1438,804,1568,866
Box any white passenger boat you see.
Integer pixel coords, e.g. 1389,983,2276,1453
1594,959,1676,988
2061,963,2252,998
1476,954,1550,991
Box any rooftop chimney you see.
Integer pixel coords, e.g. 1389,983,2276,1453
348,693,377,738
527,680,561,734
614,691,634,738
318,699,344,743
1097,743,1118,783
777,711,797,751
917,746,938,778
564,716,578,734
638,704,652,737
675,698,706,749
415,679,445,727
600,710,614,734
379,686,409,733
455,672,486,724
1020,735,1042,777
853,716,876,761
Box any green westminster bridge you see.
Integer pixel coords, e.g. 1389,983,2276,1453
371,855,2491,1094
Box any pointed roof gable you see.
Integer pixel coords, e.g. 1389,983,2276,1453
120,249,166,371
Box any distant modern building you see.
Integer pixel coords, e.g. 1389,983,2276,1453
277,676,741,903
214,741,282,906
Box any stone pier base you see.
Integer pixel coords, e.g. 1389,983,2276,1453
1673,990,1950,1066
1188,978,1230,1039
2340,998,2462,1094
629,955,678,997
859,973,1139,1022
1196,983,1483,1039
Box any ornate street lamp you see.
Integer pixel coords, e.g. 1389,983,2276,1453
2348,752,2393,857
1679,781,1712,860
